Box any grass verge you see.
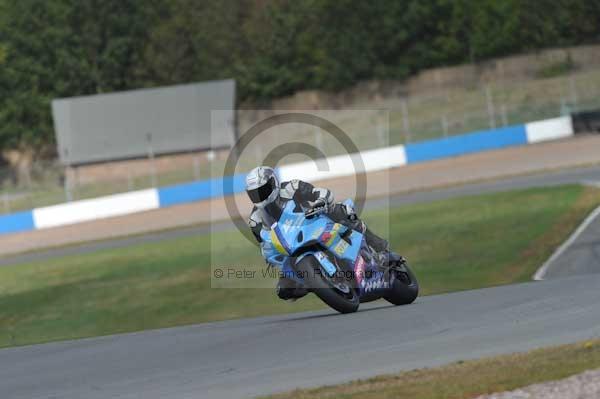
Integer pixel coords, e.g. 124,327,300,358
262,339,600,399
0,184,599,348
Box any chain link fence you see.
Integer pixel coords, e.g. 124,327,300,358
2,68,600,215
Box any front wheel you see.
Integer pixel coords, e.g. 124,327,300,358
296,256,359,314
384,263,419,306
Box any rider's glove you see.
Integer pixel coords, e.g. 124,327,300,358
342,202,357,220
305,200,329,218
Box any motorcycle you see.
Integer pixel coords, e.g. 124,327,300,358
260,199,419,313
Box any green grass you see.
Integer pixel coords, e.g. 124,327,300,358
0,184,599,348
263,339,600,399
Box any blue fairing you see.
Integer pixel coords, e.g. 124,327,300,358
260,200,389,297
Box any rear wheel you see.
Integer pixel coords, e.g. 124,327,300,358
384,263,419,306
296,256,359,314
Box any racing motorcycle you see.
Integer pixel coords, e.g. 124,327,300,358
260,199,419,313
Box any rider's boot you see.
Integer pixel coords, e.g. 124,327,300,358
276,277,308,301
330,202,405,266
364,228,408,268
386,251,407,267
364,227,389,253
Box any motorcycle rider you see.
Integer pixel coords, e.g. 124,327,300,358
245,165,393,301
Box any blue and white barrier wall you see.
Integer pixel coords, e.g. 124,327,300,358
525,116,575,143
32,189,159,229
0,211,35,235
0,115,574,235
278,145,407,183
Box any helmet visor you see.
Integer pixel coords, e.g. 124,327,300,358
247,176,276,204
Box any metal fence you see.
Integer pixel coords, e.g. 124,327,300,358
2,68,600,215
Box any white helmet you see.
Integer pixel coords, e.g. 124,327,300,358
245,166,280,208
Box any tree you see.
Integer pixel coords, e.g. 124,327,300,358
0,0,162,153
1,0,600,156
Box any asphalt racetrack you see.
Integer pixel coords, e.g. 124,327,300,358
3,274,600,399
536,204,600,280
2,165,600,399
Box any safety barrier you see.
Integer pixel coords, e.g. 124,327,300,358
0,211,35,235
157,175,246,208
0,115,575,235
404,125,527,164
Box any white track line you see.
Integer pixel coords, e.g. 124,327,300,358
533,204,600,281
